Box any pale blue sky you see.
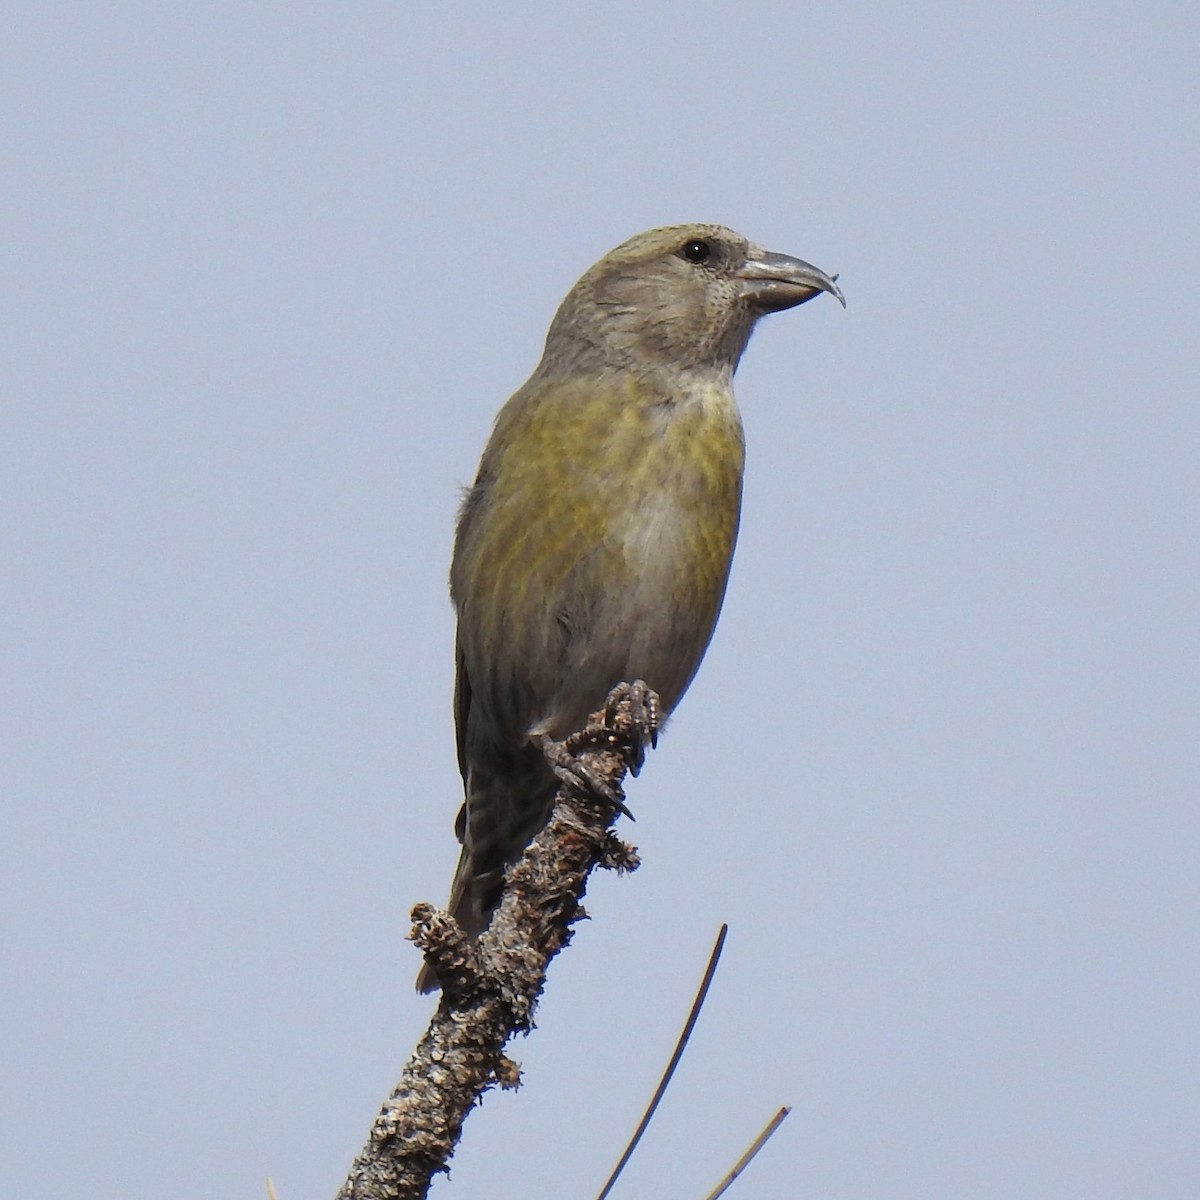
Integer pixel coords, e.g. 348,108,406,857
4,4,1198,1198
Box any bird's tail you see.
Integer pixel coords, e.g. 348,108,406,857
416,756,557,993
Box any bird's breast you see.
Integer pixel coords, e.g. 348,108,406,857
452,374,745,731
609,388,743,584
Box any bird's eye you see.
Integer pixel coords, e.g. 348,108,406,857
681,239,712,264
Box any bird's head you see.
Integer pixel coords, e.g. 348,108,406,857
539,224,844,381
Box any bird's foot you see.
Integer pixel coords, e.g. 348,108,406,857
538,681,662,819
602,679,661,777
540,734,634,819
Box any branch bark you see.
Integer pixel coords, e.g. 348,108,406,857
336,683,651,1200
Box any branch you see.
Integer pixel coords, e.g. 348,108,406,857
335,683,651,1200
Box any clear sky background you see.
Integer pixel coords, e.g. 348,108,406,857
4,4,1197,1198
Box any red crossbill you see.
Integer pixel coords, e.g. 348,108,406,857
419,224,843,990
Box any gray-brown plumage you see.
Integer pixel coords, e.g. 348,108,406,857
418,224,843,991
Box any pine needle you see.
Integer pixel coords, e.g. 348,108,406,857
701,1107,791,1200
593,924,729,1200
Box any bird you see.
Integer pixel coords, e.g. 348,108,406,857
418,223,844,991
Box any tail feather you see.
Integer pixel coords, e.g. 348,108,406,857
416,755,557,993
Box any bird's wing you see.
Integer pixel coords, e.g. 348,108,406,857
452,633,472,793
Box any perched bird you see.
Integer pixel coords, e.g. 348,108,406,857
419,224,843,991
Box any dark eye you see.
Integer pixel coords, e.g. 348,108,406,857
681,239,711,264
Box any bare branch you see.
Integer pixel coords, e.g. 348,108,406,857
335,683,651,1200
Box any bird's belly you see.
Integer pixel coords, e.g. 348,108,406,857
531,487,738,736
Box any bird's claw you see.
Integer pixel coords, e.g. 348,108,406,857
604,680,661,777
541,736,634,819
539,681,661,818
